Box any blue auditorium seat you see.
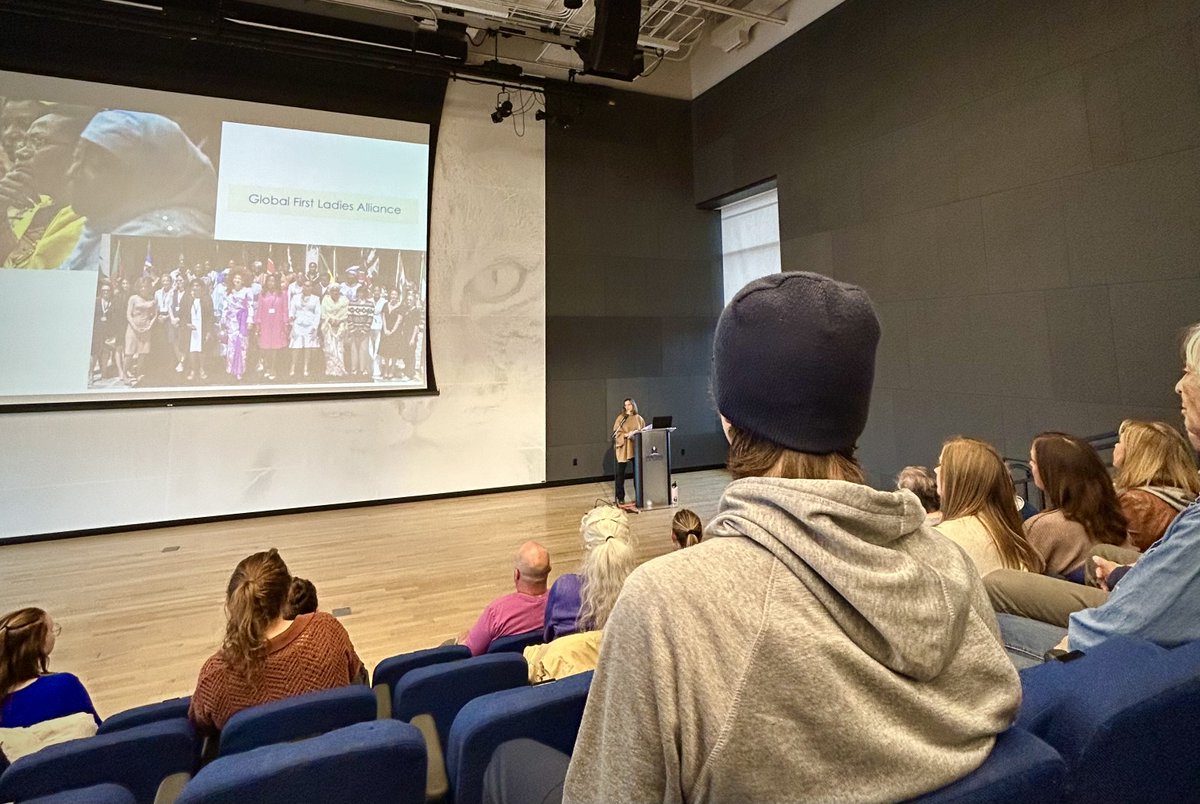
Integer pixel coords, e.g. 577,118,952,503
485,629,543,655
1018,636,1200,803
1018,637,1172,765
898,727,1066,803
98,696,192,735
372,644,471,719
217,684,377,758
392,653,528,801
446,671,592,804
0,718,196,804
23,783,137,804
175,720,426,804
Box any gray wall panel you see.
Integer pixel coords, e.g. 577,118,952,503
1041,0,1150,66
952,68,1093,198
781,232,835,277
1145,0,1200,28
547,445,609,480
545,250,608,317
548,379,609,448
1062,149,1200,286
693,0,1200,487
967,1,1056,99
1084,30,1200,164
546,316,664,381
981,181,1072,293
662,318,717,377
547,88,725,482
1044,286,1121,404
859,114,960,220
1109,278,1200,407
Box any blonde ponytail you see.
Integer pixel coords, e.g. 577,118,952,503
671,509,703,549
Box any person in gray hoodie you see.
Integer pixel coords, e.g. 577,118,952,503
555,272,1020,804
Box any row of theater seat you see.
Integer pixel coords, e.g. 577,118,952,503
4,634,1200,803
0,633,570,804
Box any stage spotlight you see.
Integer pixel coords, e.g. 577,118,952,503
490,92,514,123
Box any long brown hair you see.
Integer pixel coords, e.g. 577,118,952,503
1114,419,1200,496
671,509,704,548
1033,432,1128,545
939,438,1045,573
221,549,291,687
0,608,51,713
726,424,865,483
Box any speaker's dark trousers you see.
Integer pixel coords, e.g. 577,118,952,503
615,459,631,503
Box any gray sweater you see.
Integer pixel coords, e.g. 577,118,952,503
563,477,1021,804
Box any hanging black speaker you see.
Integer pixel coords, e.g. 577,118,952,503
580,0,644,80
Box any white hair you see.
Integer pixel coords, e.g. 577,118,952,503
1184,323,1200,374
580,504,633,551
577,504,636,631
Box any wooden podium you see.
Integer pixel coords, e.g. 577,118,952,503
632,427,675,509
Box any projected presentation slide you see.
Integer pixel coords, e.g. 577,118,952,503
0,70,432,408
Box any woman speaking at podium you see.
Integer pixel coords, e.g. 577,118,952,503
611,398,646,505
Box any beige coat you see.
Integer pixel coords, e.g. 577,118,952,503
612,413,646,463
524,630,603,683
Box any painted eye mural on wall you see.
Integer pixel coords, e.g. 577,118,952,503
461,259,528,310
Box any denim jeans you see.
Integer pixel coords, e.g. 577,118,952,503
996,613,1068,670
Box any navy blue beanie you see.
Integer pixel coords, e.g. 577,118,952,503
713,271,880,454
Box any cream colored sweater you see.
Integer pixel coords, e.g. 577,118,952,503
937,514,1009,578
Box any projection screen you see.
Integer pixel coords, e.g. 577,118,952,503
0,69,433,410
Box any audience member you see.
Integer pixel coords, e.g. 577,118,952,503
897,465,941,525
0,608,98,729
543,505,632,642
1112,419,1200,550
488,272,1021,804
998,323,1200,668
283,577,318,619
670,508,703,549
188,549,363,734
524,519,635,683
935,437,1045,578
1025,432,1131,579
461,542,551,656
985,425,1193,627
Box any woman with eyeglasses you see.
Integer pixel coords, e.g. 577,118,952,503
0,608,99,728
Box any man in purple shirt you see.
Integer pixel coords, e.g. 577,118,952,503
461,542,551,656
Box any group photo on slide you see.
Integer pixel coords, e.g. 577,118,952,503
0,96,219,272
89,237,428,389
0,81,434,407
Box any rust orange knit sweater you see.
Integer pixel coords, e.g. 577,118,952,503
188,611,364,733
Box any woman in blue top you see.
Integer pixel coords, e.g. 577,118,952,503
0,607,99,728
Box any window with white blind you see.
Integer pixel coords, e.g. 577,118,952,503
719,188,781,306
